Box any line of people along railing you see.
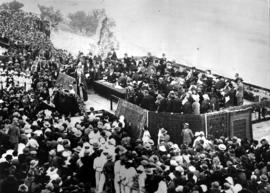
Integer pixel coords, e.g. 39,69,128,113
134,56,270,100
110,92,270,124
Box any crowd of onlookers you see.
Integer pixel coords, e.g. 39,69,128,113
1,102,270,193
0,7,246,116
2,5,269,193
0,9,50,48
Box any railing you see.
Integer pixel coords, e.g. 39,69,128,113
0,37,10,48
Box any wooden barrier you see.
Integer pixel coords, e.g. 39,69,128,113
229,108,252,139
115,99,254,144
147,111,205,145
0,37,10,48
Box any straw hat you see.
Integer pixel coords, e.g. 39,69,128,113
218,144,227,151
30,160,39,168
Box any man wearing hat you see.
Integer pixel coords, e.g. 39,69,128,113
258,174,270,191
140,89,155,111
114,155,124,193
156,93,167,113
235,77,244,106
103,154,115,193
181,123,194,146
7,116,21,151
136,165,146,193
122,159,137,193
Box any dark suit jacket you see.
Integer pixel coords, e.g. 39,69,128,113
157,98,167,112
182,101,193,114
171,98,182,113
200,99,211,114
141,94,155,111
8,124,20,144
166,99,173,112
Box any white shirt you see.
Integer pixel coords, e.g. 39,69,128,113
138,172,147,190
123,167,137,187
155,180,167,193
93,154,107,172
88,131,101,141
114,160,121,182
26,138,39,149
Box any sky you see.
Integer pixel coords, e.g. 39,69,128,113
1,0,270,88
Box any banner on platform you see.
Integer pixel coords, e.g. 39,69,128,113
229,108,252,139
206,111,230,138
55,73,77,92
115,99,147,139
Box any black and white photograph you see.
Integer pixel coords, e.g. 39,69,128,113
0,0,270,192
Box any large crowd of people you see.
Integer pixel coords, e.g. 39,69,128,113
0,5,269,193
1,5,246,116
0,9,50,48
79,52,245,114
62,51,245,114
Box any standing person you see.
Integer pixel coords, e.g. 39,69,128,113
200,94,211,113
182,93,193,114
137,165,147,193
103,154,115,193
140,90,155,111
114,158,121,193
115,156,126,193
123,160,137,193
235,78,244,106
224,82,236,108
78,144,95,190
155,94,167,113
192,95,200,115
8,117,20,151
181,123,194,146
157,128,169,145
93,151,107,193
75,63,88,101
235,73,240,82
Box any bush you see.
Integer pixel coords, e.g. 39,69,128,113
0,0,24,11
38,4,63,28
68,9,106,36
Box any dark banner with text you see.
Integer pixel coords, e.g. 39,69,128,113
115,99,147,139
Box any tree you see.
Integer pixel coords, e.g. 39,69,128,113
8,0,23,10
68,9,107,36
38,4,63,28
68,11,87,33
0,0,24,11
